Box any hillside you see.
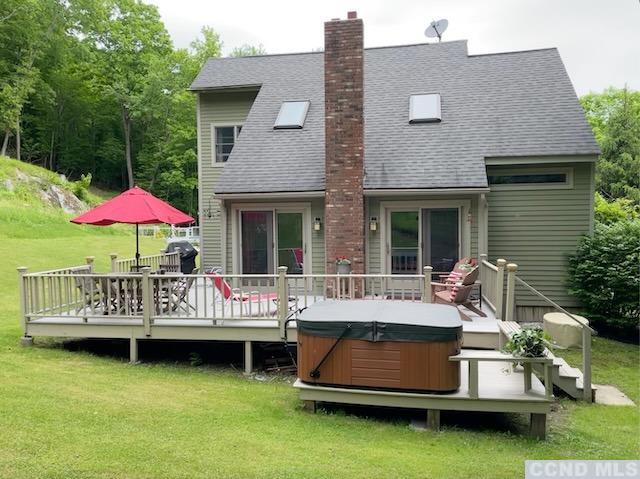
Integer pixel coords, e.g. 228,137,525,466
0,157,129,239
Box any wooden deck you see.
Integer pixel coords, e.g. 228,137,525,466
295,358,552,438
18,259,562,438
25,279,499,347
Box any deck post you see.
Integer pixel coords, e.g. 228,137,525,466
110,253,118,272
422,266,432,303
523,363,532,392
129,334,138,363
479,253,488,287
302,400,316,413
141,267,152,336
582,326,592,402
544,363,553,399
244,341,253,375
426,409,441,431
495,259,506,320
529,413,547,440
468,360,479,399
85,256,95,272
504,263,518,322
277,266,288,339
17,267,31,344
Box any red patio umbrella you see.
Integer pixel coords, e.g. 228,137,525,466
71,186,194,270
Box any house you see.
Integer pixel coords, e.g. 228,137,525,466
189,12,599,321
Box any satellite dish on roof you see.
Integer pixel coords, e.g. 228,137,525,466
425,19,448,42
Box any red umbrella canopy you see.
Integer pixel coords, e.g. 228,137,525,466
71,187,194,226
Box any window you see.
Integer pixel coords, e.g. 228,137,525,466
274,101,310,129
212,125,242,164
488,168,573,190
409,94,441,123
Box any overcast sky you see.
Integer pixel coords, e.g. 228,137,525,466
147,0,639,95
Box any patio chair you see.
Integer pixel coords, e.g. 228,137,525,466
432,257,480,298
432,266,486,321
74,266,102,313
436,256,477,283
292,248,304,274
158,263,181,273
206,270,291,317
164,268,198,313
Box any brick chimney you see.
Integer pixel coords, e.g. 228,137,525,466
324,12,365,276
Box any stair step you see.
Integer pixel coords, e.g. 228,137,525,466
559,366,581,379
575,378,598,392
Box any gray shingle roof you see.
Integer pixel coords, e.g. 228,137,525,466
190,41,599,194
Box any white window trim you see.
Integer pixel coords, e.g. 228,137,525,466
379,199,471,275
488,167,574,191
210,123,243,168
230,202,313,275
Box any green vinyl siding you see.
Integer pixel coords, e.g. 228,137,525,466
366,195,479,274
487,162,594,307
310,199,325,273
198,90,257,270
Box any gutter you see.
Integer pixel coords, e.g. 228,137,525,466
363,187,490,196
216,188,492,199
214,190,325,200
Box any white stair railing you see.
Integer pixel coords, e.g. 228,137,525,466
512,275,595,402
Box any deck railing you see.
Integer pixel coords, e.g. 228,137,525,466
17,264,439,338
511,271,595,402
479,255,505,319
17,256,593,400
139,225,201,243
111,251,180,273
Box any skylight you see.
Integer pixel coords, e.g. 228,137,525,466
409,94,441,123
274,101,310,129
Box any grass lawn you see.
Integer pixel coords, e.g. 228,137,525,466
0,220,638,478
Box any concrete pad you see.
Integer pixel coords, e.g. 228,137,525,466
594,384,635,406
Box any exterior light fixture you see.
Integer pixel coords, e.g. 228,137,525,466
314,217,322,231
369,216,378,231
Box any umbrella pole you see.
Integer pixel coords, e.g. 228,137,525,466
136,224,140,270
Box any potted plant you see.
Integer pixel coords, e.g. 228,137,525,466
335,257,352,275
503,328,552,358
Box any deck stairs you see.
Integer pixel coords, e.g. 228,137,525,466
498,321,596,401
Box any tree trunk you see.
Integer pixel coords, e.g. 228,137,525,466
48,130,55,170
1,129,9,157
16,116,21,161
122,105,134,188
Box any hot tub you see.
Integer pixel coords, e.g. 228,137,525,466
297,300,463,392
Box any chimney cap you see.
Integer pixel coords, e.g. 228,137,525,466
347,11,357,19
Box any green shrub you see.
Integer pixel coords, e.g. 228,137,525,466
594,192,639,225
72,173,92,202
568,220,640,337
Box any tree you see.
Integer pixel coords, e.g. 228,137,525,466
230,43,266,57
135,26,222,215
0,0,61,157
71,0,172,187
581,87,640,204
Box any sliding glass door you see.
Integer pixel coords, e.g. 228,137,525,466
276,212,304,274
390,211,419,274
239,208,306,275
388,207,460,274
422,208,459,273
241,211,273,274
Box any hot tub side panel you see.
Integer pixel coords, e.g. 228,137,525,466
297,332,461,392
